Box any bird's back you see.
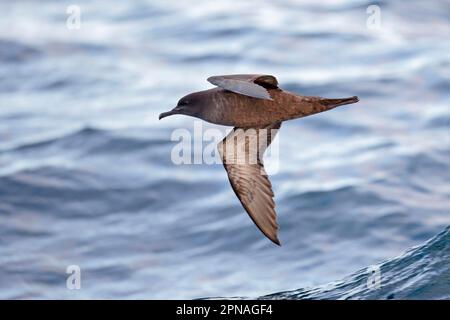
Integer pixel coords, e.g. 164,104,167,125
199,88,350,128
198,88,297,127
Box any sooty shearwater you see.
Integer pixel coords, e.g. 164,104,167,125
159,74,359,245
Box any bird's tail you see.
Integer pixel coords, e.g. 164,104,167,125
319,96,359,108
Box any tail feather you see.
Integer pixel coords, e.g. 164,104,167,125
320,96,359,108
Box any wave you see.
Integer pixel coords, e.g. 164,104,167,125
204,227,449,300
258,227,450,300
2,126,167,155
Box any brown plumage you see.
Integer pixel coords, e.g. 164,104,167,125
159,74,359,245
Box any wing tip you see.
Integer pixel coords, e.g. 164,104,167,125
265,93,274,101
272,237,282,246
207,75,216,82
267,232,281,246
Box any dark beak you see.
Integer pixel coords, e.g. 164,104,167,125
159,109,178,120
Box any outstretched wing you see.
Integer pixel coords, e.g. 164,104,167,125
218,122,282,245
207,74,279,100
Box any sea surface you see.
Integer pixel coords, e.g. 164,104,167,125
0,0,449,299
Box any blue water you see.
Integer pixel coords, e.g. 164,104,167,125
216,227,450,299
0,0,449,299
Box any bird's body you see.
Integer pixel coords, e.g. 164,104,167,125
173,87,357,128
159,74,359,245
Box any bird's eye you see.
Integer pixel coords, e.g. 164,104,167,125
181,100,189,105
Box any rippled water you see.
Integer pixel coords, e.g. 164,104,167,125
0,0,449,299
213,227,450,299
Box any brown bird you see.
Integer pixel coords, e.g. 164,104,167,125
159,74,359,246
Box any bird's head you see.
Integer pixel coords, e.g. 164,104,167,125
159,92,204,120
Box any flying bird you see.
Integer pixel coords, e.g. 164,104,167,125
159,74,359,245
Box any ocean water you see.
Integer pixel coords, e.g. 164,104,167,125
0,0,449,299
